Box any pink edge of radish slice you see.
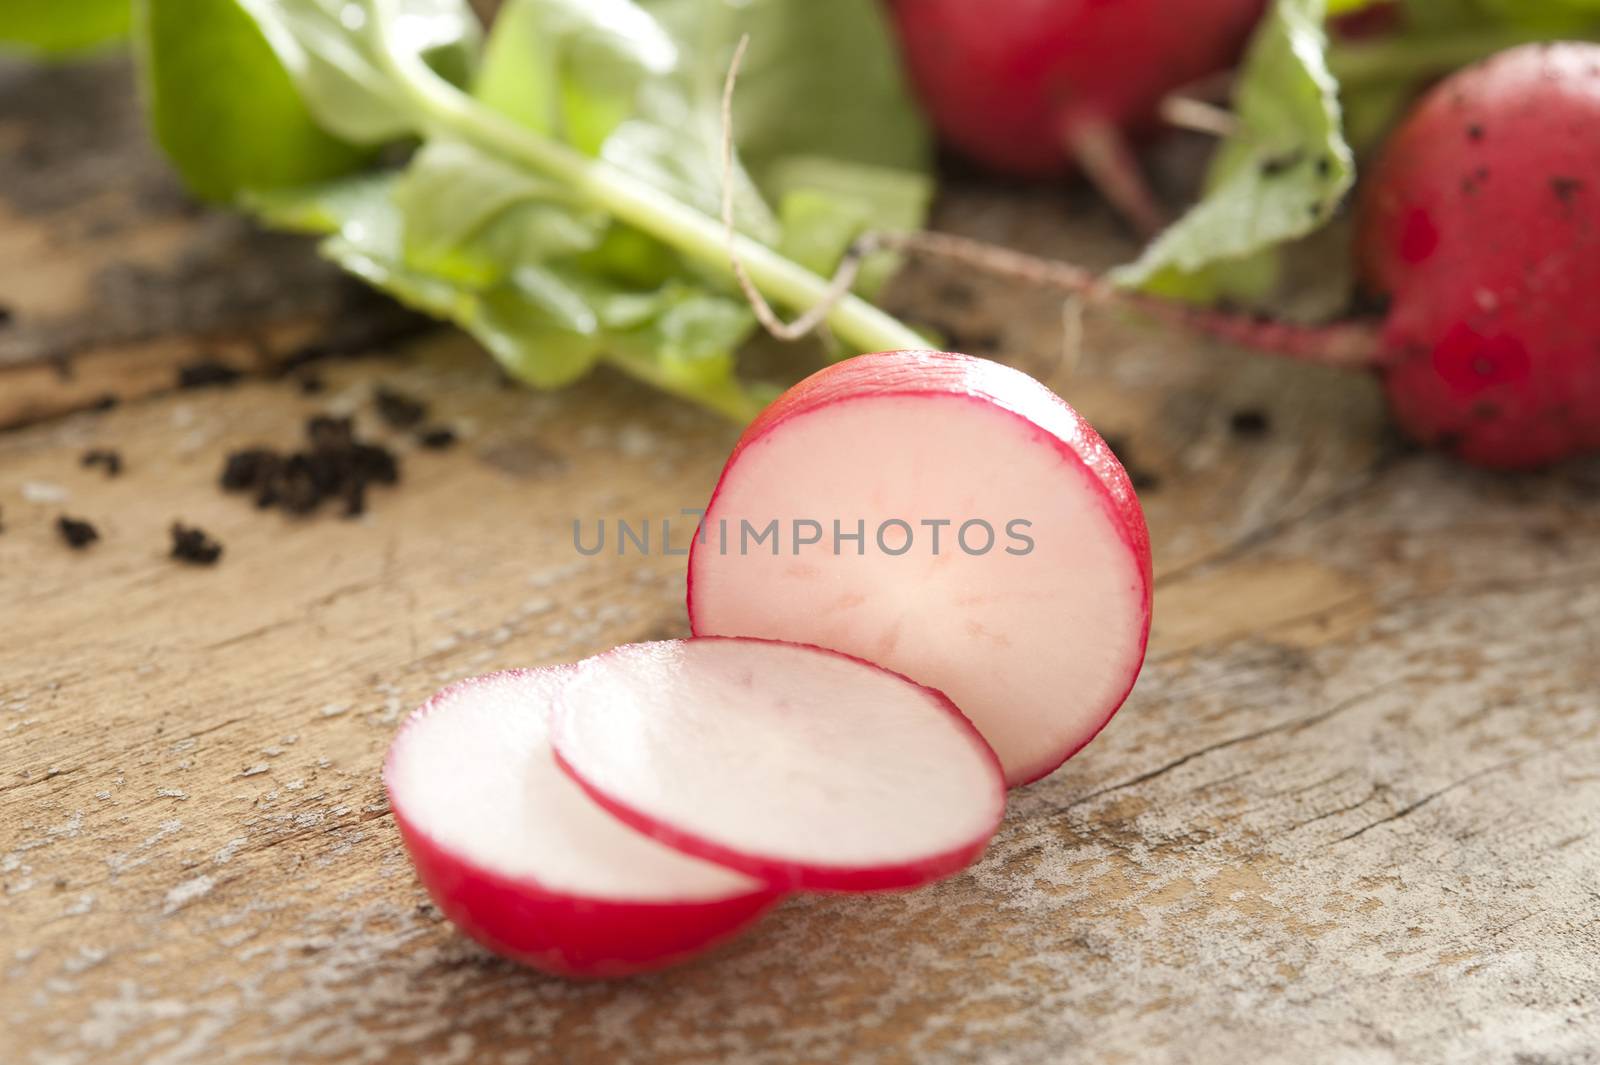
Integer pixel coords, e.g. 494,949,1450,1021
686,350,1153,788
547,638,1007,893
383,668,782,979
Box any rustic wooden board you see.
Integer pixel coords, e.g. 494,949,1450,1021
0,55,420,430
4,52,1600,1065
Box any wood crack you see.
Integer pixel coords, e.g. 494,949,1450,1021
1041,680,1405,820
1155,458,1401,589
1332,754,1533,845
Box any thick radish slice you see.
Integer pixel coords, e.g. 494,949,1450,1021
548,638,1005,892
384,668,781,979
687,350,1152,787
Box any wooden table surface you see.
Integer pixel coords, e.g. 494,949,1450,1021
4,56,1600,1065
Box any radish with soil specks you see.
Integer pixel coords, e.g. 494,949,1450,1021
687,351,1153,787
879,44,1600,469
549,638,1006,891
1355,42,1600,468
384,668,781,978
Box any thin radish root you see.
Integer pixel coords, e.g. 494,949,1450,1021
1064,119,1169,237
884,0,1264,224
1158,94,1242,138
719,34,855,344
851,230,1384,369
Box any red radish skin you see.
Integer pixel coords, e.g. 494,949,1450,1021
887,0,1265,230
687,350,1153,787
548,638,1007,892
877,43,1600,469
1355,42,1600,468
385,669,781,979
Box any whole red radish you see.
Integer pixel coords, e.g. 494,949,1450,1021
886,0,1266,230
385,668,781,978
1355,42,1600,468
688,350,1152,787
883,43,1600,469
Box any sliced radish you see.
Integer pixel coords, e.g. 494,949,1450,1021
687,350,1152,786
548,638,1005,892
384,668,781,978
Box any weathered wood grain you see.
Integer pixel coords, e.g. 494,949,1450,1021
4,51,1600,1065
4,220,1600,1062
0,55,419,429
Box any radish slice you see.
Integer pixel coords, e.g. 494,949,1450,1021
548,639,1005,892
688,350,1152,787
384,668,781,978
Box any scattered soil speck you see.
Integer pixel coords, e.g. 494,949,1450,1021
1259,150,1305,178
220,416,399,519
220,448,280,492
170,523,223,565
374,386,427,429
1129,469,1163,492
57,515,99,549
1101,434,1162,494
417,426,457,450
80,448,123,477
177,358,244,390
1551,176,1584,205
1229,408,1272,438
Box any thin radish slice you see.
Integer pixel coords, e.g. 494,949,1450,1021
548,638,1005,892
688,350,1152,787
384,668,781,978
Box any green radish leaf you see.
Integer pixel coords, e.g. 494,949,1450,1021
1399,0,1598,30
474,0,676,152
641,0,930,180
1115,0,1354,303
234,0,480,143
1327,2,1600,152
391,139,605,286
232,0,931,419
247,169,769,418
1112,0,1600,311
134,0,372,202
437,0,930,411
134,0,480,203
766,156,933,297
0,0,130,55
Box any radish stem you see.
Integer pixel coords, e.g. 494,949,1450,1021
365,0,927,381
862,230,1383,369
1329,27,1559,87
1063,118,1168,238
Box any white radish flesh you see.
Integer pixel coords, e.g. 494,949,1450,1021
384,668,779,978
548,638,1006,892
687,350,1152,786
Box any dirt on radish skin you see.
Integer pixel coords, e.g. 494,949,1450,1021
878,38,1600,470
688,350,1152,787
1356,42,1600,468
383,668,781,978
549,639,1007,892
887,0,1265,187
